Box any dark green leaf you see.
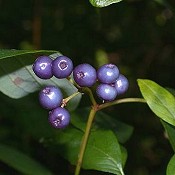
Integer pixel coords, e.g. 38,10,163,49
95,111,133,143
71,108,133,143
0,144,53,175
0,49,56,60
83,130,124,175
137,79,175,126
120,146,127,167
167,154,175,175
161,120,175,152
89,0,122,7
0,50,81,110
55,127,125,175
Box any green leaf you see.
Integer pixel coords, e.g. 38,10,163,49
167,154,175,175
71,108,133,143
0,49,57,60
83,130,125,175
137,79,175,126
0,50,81,110
54,127,125,175
89,0,122,7
161,120,175,152
95,111,133,144
53,127,82,165
0,144,53,175
120,146,127,167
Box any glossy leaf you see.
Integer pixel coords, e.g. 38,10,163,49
167,154,175,175
161,120,175,152
0,50,81,110
0,144,53,175
55,127,125,174
89,0,122,7
137,79,175,126
83,130,124,175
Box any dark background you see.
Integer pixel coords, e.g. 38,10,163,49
0,0,175,174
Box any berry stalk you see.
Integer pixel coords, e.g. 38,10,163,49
82,87,97,106
62,91,81,107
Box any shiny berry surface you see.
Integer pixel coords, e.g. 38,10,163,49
97,64,119,84
73,63,97,87
32,56,53,79
39,86,63,110
115,74,129,95
96,84,117,101
49,107,70,129
52,56,73,78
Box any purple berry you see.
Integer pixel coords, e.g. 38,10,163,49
39,86,63,110
52,56,73,78
49,107,70,129
32,56,53,79
73,63,97,87
97,64,119,84
96,84,117,101
114,74,129,95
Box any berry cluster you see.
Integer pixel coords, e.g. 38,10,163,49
73,63,129,101
33,55,73,129
32,55,129,129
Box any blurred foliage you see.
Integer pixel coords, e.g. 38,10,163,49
0,0,175,174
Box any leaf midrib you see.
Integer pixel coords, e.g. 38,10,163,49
88,143,123,174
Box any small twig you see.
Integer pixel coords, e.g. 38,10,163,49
98,98,146,111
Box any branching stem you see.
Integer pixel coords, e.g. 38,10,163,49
98,98,146,111
74,96,146,175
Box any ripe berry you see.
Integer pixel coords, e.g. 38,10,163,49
96,84,117,101
52,56,73,78
39,86,63,110
97,64,119,84
114,74,129,95
49,107,70,129
73,63,97,87
32,56,53,79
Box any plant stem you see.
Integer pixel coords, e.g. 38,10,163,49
75,106,97,175
98,97,146,111
82,87,97,106
74,97,146,175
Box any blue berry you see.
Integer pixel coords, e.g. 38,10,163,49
33,56,53,79
73,63,97,87
52,56,73,78
97,64,119,84
114,74,129,95
49,107,70,129
39,86,63,110
96,84,117,101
